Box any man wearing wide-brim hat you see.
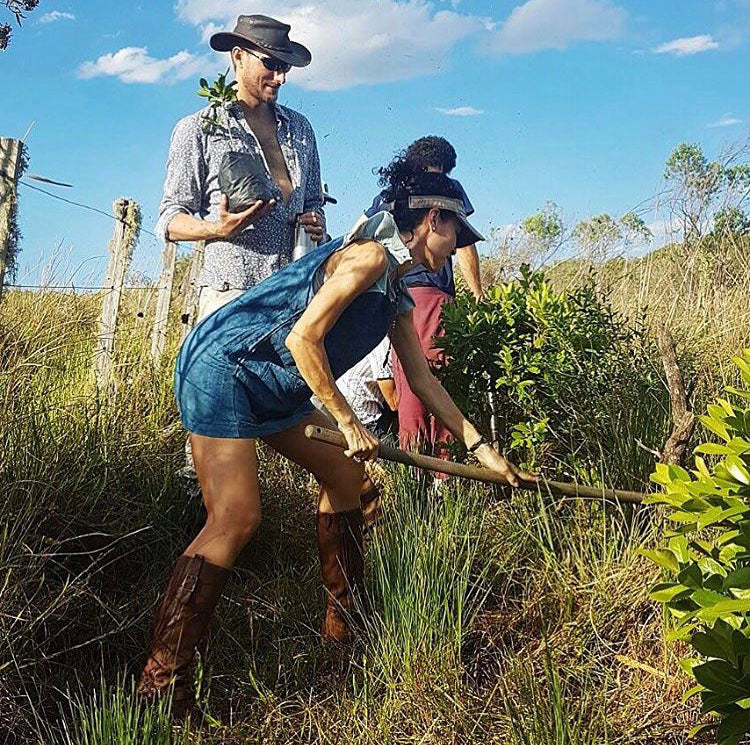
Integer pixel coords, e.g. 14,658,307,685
155,14,326,323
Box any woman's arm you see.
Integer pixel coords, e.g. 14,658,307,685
377,378,399,411
390,312,530,486
285,240,388,460
390,311,482,447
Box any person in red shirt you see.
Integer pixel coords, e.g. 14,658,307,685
365,137,482,465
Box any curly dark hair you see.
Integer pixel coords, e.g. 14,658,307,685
377,155,462,232
403,136,457,175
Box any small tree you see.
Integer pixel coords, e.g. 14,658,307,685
521,200,564,258
572,214,621,262
665,143,723,242
196,70,238,136
620,211,653,246
573,211,653,262
712,207,750,241
438,265,665,484
490,202,565,281
664,142,750,245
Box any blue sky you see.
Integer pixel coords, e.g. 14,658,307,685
1,0,749,284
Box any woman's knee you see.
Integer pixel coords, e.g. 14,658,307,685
237,508,262,543
206,502,262,545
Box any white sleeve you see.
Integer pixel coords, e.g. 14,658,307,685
369,337,392,380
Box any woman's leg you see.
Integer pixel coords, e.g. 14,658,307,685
299,407,381,528
184,436,262,568
138,435,261,715
262,411,366,643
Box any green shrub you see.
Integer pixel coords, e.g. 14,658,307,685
438,265,668,488
644,349,750,745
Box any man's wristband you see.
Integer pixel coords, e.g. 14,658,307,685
467,436,487,453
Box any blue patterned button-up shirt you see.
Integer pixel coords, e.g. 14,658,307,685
155,102,324,290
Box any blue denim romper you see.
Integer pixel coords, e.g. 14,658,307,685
175,212,415,438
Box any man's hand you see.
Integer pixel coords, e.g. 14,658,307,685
473,443,538,488
215,194,276,238
298,211,326,243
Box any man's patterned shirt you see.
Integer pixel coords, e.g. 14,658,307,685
156,102,323,290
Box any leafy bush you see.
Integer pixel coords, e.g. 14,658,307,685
644,350,750,745
438,266,668,487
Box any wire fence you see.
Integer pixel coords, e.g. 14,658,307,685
9,179,189,295
2,178,201,380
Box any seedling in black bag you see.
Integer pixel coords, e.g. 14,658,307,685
197,70,275,212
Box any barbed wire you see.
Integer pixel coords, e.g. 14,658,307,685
12,176,193,291
18,180,162,240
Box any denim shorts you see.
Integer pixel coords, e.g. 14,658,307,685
175,353,315,439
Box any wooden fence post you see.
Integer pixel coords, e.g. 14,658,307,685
180,240,204,343
96,199,136,388
0,137,22,301
150,240,177,364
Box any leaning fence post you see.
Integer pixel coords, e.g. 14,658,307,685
0,137,24,301
180,240,204,343
150,240,177,364
95,198,139,388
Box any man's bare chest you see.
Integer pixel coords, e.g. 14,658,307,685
249,122,293,203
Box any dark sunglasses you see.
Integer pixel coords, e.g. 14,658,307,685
244,48,292,74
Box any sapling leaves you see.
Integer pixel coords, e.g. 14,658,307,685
197,69,238,137
645,351,750,742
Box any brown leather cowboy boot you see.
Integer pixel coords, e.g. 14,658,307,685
360,472,382,532
136,553,229,719
317,508,365,644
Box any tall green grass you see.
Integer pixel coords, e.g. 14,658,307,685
365,468,489,684
40,677,201,745
501,653,611,745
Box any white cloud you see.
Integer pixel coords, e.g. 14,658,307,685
78,47,212,84
708,112,743,128
436,106,484,116
80,0,629,90
486,0,627,54
39,10,75,24
653,35,719,56
199,22,224,45
174,0,483,90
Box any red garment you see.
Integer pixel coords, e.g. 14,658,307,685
393,286,453,464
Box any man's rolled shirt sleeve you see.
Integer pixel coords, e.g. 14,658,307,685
155,118,207,242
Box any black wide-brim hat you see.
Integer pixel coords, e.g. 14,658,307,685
210,14,312,67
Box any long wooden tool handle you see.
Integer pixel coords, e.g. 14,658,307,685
304,425,646,505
